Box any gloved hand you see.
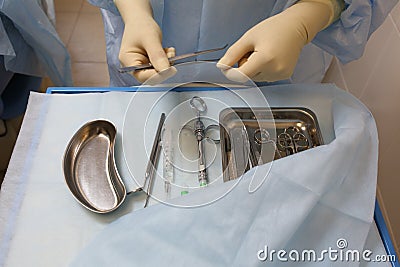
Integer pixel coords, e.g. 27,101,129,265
217,0,343,82
115,0,175,83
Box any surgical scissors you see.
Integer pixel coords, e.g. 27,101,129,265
277,126,309,155
246,127,282,168
118,44,228,73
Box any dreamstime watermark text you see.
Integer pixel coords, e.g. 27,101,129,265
257,238,396,263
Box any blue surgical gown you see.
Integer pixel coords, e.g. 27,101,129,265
0,0,72,86
0,1,73,118
88,0,398,87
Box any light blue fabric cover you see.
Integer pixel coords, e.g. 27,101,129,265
70,84,380,266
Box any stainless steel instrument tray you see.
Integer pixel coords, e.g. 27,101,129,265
63,120,126,213
220,107,324,182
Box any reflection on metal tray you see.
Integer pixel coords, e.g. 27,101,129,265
63,120,126,213
219,107,324,182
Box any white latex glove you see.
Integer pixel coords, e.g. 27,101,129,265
217,0,343,82
115,0,175,83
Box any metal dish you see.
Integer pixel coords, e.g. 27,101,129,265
220,107,324,182
63,120,126,213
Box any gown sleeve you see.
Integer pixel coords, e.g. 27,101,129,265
86,0,120,15
312,0,399,63
0,0,72,86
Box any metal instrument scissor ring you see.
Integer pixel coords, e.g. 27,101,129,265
181,124,221,144
254,128,271,145
252,128,282,162
277,126,309,155
118,44,228,73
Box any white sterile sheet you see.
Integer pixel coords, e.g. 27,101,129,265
0,84,390,266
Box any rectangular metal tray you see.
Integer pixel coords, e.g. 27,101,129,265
219,107,324,182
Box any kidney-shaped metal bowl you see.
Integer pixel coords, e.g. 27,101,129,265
63,120,126,213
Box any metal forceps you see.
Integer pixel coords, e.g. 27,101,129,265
188,96,220,187
143,113,165,208
118,44,228,73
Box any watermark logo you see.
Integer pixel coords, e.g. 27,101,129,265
336,238,347,249
257,238,396,263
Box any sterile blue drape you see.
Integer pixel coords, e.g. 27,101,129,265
70,84,380,266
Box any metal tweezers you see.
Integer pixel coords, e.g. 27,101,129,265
118,44,228,73
143,113,165,208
